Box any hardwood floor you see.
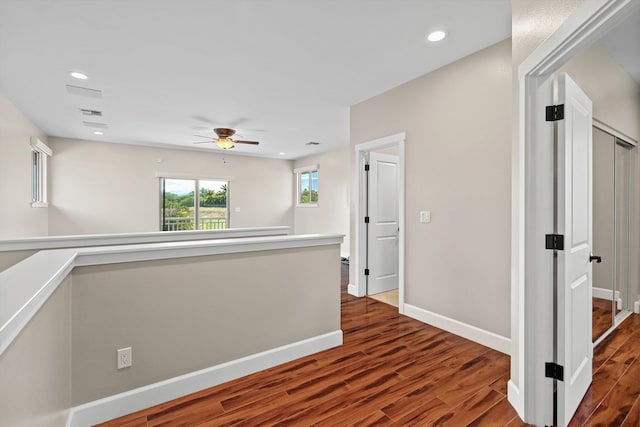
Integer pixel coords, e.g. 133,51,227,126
593,297,614,342
98,265,639,426
570,311,640,426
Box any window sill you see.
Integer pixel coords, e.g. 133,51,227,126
31,202,48,208
296,204,318,208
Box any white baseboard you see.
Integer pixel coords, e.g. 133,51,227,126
592,286,620,301
507,380,524,420
347,283,360,297
403,303,511,355
634,300,639,314
67,330,343,427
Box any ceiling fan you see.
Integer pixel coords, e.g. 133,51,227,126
194,128,260,150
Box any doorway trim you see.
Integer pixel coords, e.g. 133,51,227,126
593,118,638,147
351,133,405,313
512,0,640,424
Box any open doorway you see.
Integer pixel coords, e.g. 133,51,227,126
365,150,400,307
515,0,640,425
351,133,405,313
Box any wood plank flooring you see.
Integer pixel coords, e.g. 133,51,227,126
98,265,639,426
570,311,640,426
593,297,614,342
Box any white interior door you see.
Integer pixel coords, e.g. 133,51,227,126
367,152,399,295
556,73,593,427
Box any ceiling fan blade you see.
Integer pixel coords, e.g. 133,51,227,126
228,117,250,128
193,141,213,144
234,140,260,145
192,116,217,125
193,134,215,139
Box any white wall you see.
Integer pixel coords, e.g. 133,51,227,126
351,39,512,338
293,147,350,257
0,92,49,238
47,138,294,235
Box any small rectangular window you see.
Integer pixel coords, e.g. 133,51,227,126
30,137,52,207
160,177,229,231
295,165,319,207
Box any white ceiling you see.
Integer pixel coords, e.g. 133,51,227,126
0,0,511,159
600,7,640,87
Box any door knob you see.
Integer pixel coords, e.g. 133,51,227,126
589,254,602,263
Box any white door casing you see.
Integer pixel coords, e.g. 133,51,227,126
367,152,399,295
556,73,593,427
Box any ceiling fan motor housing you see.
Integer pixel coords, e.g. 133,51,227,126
214,128,236,138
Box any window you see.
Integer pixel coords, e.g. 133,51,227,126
295,165,319,206
30,137,52,207
160,178,229,231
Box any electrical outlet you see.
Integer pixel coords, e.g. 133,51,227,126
117,347,132,369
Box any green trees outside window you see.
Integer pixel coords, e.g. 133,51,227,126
298,170,318,205
161,178,229,231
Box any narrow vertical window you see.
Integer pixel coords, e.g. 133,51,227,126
295,165,319,207
30,137,52,207
32,150,40,202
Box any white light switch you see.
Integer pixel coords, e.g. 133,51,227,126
234,207,241,213
419,211,431,223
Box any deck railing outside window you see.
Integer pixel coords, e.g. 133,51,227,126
163,217,227,231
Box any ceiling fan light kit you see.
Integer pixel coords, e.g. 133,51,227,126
216,137,235,149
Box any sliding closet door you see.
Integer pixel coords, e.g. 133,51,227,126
592,127,615,341
615,140,630,314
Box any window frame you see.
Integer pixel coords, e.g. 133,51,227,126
294,164,319,208
158,175,231,231
30,137,52,208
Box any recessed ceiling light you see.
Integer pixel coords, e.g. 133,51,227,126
426,30,447,43
70,71,89,80
279,152,286,156
93,131,104,135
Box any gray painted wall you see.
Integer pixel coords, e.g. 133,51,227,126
350,38,512,338
0,277,72,427
293,147,350,257
47,137,295,236
0,92,50,238
71,246,340,404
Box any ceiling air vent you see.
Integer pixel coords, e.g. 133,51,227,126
82,121,108,129
306,141,321,146
66,85,103,99
79,109,102,117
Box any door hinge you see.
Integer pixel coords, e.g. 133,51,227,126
364,164,370,171
364,268,370,276
364,216,370,224
546,104,565,121
545,362,564,381
545,234,565,250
